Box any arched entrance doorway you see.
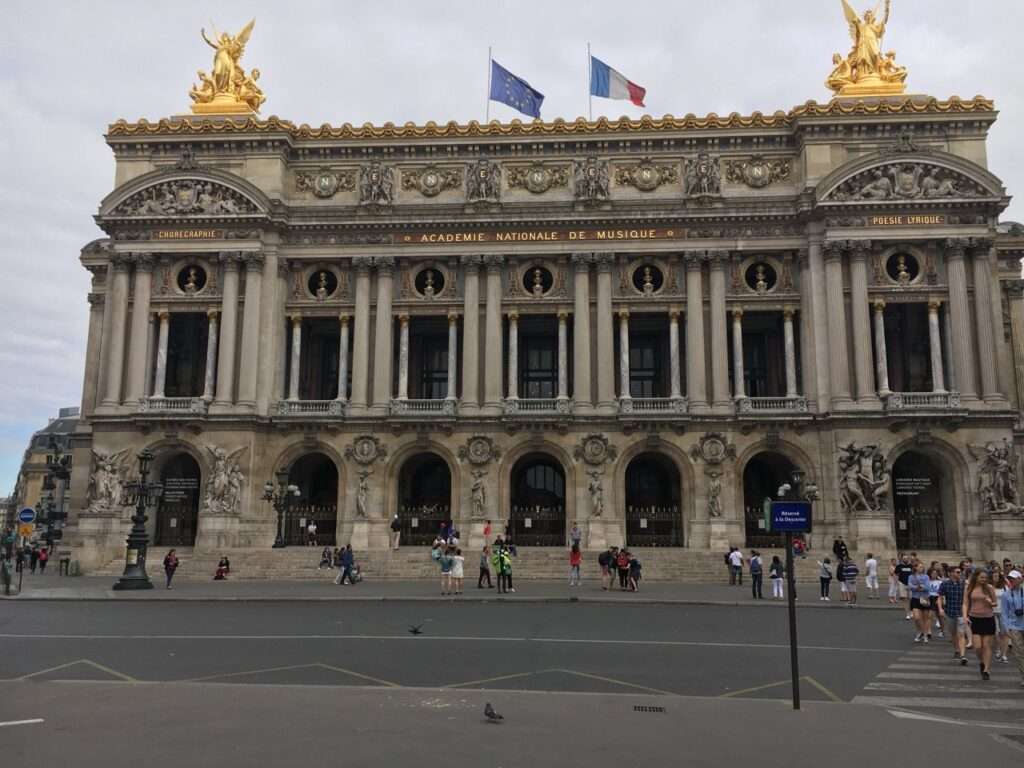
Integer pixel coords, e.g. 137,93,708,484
892,451,954,550
287,453,338,546
743,452,798,548
625,453,682,546
397,453,452,545
510,453,566,546
155,453,201,547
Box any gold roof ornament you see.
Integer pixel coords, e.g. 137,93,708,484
826,0,908,98
189,19,265,115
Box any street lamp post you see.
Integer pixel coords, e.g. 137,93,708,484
112,449,163,591
264,469,300,548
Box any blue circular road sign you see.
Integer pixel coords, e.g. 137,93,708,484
18,508,36,524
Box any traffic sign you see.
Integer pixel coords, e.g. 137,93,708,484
18,523,34,538
18,508,36,524
770,501,812,533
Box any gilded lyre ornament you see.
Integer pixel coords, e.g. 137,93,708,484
826,0,907,98
190,19,265,114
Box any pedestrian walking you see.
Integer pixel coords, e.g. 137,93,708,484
963,568,998,679
836,558,848,602
749,550,764,600
335,545,355,585
492,545,506,593
616,548,631,591
939,565,968,664
29,546,39,574
908,562,933,642
569,544,582,587
728,546,744,586
477,546,493,588
598,547,613,591
725,547,735,584
895,554,914,619
928,568,944,638
999,569,1024,687
569,522,582,550
769,555,785,599
887,558,900,604
500,545,514,593
993,570,1010,664
37,547,49,574
628,553,642,592
864,553,879,599
451,548,465,595
163,549,179,589
438,546,453,595
390,514,401,550
818,557,833,601
844,558,859,606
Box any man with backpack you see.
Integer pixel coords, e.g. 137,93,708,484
598,547,615,591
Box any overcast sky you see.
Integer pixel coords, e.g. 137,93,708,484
1,0,1021,496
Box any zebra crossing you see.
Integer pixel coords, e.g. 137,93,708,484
852,637,1024,726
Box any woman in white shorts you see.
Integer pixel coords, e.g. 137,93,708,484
887,558,900,604
864,553,879,599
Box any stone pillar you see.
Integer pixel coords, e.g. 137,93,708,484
594,254,616,411
942,303,956,392
849,243,879,406
214,253,241,407
255,247,282,414
483,255,505,411
806,238,831,409
872,300,891,397
927,300,946,393
945,239,978,401
971,243,1002,403
396,313,410,401
287,314,302,401
337,314,350,402
152,310,170,398
124,253,154,403
823,242,852,407
731,309,745,399
618,309,631,401
460,255,482,411
237,253,264,409
350,256,373,410
202,310,219,400
81,292,105,416
571,254,593,408
557,310,569,402
1006,280,1024,408
100,255,132,407
668,308,682,401
447,311,458,401
371,256,395,410
684,253,708,412
506,310,519,400
708,250,731,410
783,307,798,398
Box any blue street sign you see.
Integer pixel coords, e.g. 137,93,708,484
18,508,36,524
770,501,812,533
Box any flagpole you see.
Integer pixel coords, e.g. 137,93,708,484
586,42,592,122
485,46,492,122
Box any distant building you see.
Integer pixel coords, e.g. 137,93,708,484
11,407,79,521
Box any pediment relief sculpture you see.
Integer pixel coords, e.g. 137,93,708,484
824,163,990,202
112,179,259,217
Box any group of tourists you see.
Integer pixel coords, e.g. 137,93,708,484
596,546,642,591
315,545,360,585
12,542,51,574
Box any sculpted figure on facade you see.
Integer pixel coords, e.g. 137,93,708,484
970,440,1021,516
683,153,722,199
113,180,257,217
466,159,501,204
191,20,265,112
573,156,610,203
203,445,246,515
587,471,605,518
837,443,890,515
826,1,907,96
359,161,395,208
87,449,129,513
356,469,371,518
827,163,986,202
707,470,723,518
470,469,487,519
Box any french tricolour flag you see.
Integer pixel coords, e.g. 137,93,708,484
590,56,646,107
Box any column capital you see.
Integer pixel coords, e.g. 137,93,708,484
683,251,705,270
157,309,170,322
448,310,460,323
928,298,943,312
571,252,593,271
87,292,104,307
506,309,519,322
289,313,303,326
242,252,265,271
1005,279,1024,299
618,308,630,320
593,253,615,272
459,254,483,272
823,241,845,262
782,306,796,320
207,309,220,321
374,256,396,274
732,307,744,320
944,238,970,259
133,253,156,272
483,254,505,273
969,237,994,260
707,249,730,269
398,313,410,325
276,257,291,278
668,307,682,321
219,251,243,270
556,309,570,321
849,241,872,261
352,255,374,273
111,253,134,272
338,313,350,325
873,298,886,312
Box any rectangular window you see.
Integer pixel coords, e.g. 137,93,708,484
521,335,557,399
628,332,666,398
417,334,449,399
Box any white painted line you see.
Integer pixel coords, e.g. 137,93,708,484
878,671,1021,683
867,682,1024,693
886,709,963,724
854,696,1024,710
0,719,44,728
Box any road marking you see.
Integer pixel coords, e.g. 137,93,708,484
551,668,677,696
719,675,841,701
444,670,541,689
316,663,400,688
16,659,135,682
0,719,44,728
183,662,399,688
854,696,1024,710
803,676,844,703
867,682,1024,694
885,709,964,724
879,671,1019,682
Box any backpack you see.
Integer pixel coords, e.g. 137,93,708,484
598,551,609,567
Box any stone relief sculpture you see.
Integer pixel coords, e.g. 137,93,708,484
203,445,247,515
112,181,258,217
470,470,487,519
683,153,722,199
826,164,987,202
969,440,1021,516
507,163,568,194
356,470,371,518
466,159,501,204
587,471,605,518
724,155,791,189
614,158,678,192
87,449,130,512
295,168,355,198
402,166,461,197
573,156,610,203
359,161,395,208
837,443,890,515
346,435,387,466
707,470,723,518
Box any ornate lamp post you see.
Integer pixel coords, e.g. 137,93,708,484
264,469,300,548
112,449,163,591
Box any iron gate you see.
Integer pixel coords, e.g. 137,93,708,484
509,504,565,546
626,504,682,547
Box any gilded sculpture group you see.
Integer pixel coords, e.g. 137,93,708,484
189,20,265,113
826,0,909,97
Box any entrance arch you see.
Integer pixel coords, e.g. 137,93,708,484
154,453,201,547
397,453,452,545
288,453,338,546
509,453,566,546
892,450,955,550
625,453,682,546
742,452,798,548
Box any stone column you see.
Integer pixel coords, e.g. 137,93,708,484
942,303,956,392
571,254,593,407
255,247,282,414
396,313,410,401
783,307,798,398
506,310,519,400
144,307,157,397
594,254,616,411
336,314,350,402
1006,280,1024,408
214,253,240,406
945,239,978,401
460,255,482,411
849,243,879,406
483,255,505,411
823,242,852,407
618,309,631,401
287,314,302,401
668,308,682,401
684,252,708,412
447,311,458,401
124,253,154,403
806,237,831,409
202,310,219,400
237,253,264,409
100,254,132,407
557,310,569,401
708,251,731,410
372,256,396,410
152,310,170,398
927,300,946,393
349,256,373,409
971,243,1001,403
731,309,745,399
81,292,105,416
872,300,891,397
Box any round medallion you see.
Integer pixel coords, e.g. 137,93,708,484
886,252,920,286
632,264,664,295
745,262,777,294
308,269,338,300
313,171,340,199
414,267,445,297
466,436,494,465
526,167,552,194
742,161,771,188
634,165,660,192
420,171,442,197
178,264,207,294
523,265,554,297
581,436,609,465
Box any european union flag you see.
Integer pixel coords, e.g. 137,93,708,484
489,60,544,119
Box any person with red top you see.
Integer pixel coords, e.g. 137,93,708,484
616,548,630,591
568,544,582,587
37,546,49,574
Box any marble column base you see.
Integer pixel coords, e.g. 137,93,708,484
349,519,389,551
586,519,622,550
852,514,895,555
854,395,883,410
208,401,239,415
707,519,744,552
195,514,241,551
688,401,711,415
981,516,1024,561
711,400,735,415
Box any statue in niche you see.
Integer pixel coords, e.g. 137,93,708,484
707,470,723,518
203,445,247,515
754,265,769,295
87,449,130,513
470,470,487,519
895,255,910,286
642,266,655,296
587,471,605,518
423,270,436,299
315,271,329,302
183,267,200,293
532,268,545,297
356,470,371,518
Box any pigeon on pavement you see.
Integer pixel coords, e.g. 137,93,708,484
484,702,503,723
408,623,424,635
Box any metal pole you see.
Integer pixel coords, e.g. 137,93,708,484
587,42,593,121
485,46,492,122
785,530,800,710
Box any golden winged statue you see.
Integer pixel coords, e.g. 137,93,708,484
189,19,265,114
826,0,908,97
